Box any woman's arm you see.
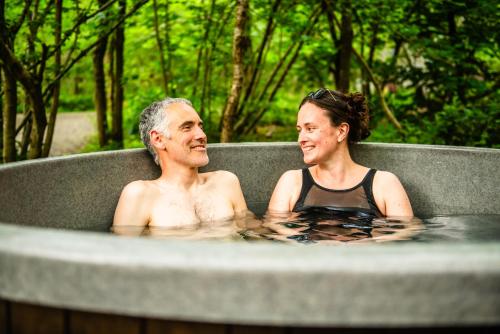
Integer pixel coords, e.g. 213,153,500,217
217,171,248,215
268,170,302,213
373,171,413,217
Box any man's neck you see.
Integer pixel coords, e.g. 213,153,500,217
158,161,200,190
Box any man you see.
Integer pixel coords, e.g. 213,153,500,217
113,98,248,229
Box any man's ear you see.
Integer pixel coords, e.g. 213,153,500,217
150,130,166,150
337,122,349,143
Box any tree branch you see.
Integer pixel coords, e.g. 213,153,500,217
11,0,33,35
329,9,403,131
30,0,119,73
42,0,148,99
237,0,282,118
352,47,402,131
0,40,37,94
241,9,322,135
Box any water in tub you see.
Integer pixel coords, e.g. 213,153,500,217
110,208,500,244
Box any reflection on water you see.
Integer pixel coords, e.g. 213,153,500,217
111,218,247,241
244,209,424,244
414,215,500,242
111,208,500,244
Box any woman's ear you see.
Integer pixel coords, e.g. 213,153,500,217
150,130,166,150
337,122,349,143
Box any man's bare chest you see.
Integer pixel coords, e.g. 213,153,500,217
148,192,234,227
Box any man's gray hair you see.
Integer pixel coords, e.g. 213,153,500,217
139,97,193,165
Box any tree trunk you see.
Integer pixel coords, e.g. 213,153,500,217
237,0,281,118
324,7,402,131
447,10,465,104
1,0,16,163
192,0,214,102
108,35,115,121
362,21,379,98
0,69,3,163
19,106,32,161
42,0,63,157
0,1,3,162
93,40,109,147
200,3,233,118
382,37,402,88
242,40,303,135
73,75,81,94
2,66,17,163
240,9,322,135
0,36,47,160
322,0,340,86
164,0,173,95
28,84,47,159
220,0,249,143
234,5,322,134
111,0,125,147
338,0,352,92
153,0,168,96
0,0,147,161
351,47,402,131
92,0,109,147
24,1,47,159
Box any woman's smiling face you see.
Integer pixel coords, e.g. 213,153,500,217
296,102,341,165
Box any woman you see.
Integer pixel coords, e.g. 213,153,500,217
268,88,413,217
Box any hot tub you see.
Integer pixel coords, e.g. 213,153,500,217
1,143,499,333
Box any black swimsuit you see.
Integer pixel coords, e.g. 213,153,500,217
292,168,383,218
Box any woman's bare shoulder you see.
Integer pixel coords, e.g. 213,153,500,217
373,170,402,185
280,169,303,181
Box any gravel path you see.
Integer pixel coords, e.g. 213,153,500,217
16,112,96,157
50,112,96,156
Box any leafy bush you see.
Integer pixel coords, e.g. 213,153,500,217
124,87,165,137
428,100,499,147
59,95,94,112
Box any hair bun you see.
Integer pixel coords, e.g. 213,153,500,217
346,92,371,142
347,92,367,114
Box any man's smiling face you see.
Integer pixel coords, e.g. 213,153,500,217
163,102,209,168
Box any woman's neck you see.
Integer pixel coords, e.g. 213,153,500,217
313,147,365,188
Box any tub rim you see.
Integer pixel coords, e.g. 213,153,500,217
1,221,500,327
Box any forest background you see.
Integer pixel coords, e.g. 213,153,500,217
1,0,498,162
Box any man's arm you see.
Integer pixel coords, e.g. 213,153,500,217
113,181,151,228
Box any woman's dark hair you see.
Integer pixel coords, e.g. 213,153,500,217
299,88,371,143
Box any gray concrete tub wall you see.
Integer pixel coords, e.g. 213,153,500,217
1,142,500,331
0,142,499,230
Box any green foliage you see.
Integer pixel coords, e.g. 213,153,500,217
124,87,166,136
5,0,497,153
96,0,500,148
59,95,94,112
82,133,143,154
419,99,499,147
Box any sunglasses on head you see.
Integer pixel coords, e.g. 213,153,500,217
307,88,339,102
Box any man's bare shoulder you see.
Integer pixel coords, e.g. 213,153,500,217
120,180,157,198
202,170,241,184
114,180,158,228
